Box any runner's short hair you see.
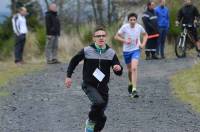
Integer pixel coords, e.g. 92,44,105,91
93,26,106,36
128,13,138,20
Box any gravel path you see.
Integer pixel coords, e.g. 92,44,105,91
0,58,200,132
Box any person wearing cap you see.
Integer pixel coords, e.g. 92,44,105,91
12,7,28,65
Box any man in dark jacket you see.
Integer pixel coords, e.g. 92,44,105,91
45,3,61,64
142,1,159,60
176,0,200,57
65,26,123,132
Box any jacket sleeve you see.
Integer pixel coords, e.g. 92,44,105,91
177,8,183,22
67,49,85,78
142,14,149,29
167,8,170,29
111,54,123,76
142,13,157,33
194,6,200,18
12,15,20,35
45,14,52,34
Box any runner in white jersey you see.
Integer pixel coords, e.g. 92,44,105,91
115,12,148,98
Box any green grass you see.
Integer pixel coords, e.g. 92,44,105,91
171,63,200,112
0,91,10,97
0,61,44,97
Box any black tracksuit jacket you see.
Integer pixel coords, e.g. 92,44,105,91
177,4,200,25
45,11,60,36
67,44,123,90
142,9,159,35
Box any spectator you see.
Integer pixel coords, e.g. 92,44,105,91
12,7,28,65
142,1,160,60
45,3,61,64
155,0,170,59
176,0,200,57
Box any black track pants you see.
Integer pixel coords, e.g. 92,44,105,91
82,82,108,132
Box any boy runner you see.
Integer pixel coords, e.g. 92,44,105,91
115,13,148,98
65,26,123,132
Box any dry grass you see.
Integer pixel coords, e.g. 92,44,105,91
0,61,44,86
170,62,200,112
16,32,85,63
58,33,84,61
0,61,44,97
23,32,44,63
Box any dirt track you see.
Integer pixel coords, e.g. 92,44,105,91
0,58,200,132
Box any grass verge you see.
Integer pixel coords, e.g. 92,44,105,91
0,61,44,97
170,63,200,112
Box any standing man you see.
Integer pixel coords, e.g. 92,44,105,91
142,1,160,60
115,13,148,98
155,0,170,59
65,26,123,132
45,3,61,64
12,7,28,65
176,0,200,57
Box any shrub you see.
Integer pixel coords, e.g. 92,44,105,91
0,17,15,59
168,1,182,40
78,24,94,45
0,38,15,59
35,26,46,53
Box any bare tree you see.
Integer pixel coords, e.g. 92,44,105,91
91,0,98,23
107,0,111,25
11,0,17,15
76,0,81,36
111,1,118,22
57,0,65,23
44,0,49,9
96,0,104,25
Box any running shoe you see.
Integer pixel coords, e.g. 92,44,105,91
131,90,139,98
85,119,95,132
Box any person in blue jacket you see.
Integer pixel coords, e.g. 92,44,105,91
155,0,170,59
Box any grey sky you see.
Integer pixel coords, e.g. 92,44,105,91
0,0,10,13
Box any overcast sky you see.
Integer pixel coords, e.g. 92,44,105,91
0,0,11,14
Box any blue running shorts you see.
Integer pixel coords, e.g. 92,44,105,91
123,49,141,64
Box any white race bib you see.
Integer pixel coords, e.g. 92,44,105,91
93,68,105,82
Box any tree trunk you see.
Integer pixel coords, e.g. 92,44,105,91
107,0,111,25
58,0,65,19
76,0,81,37
11,0,17,15
111,1,118,21
96,0,104,25
44,0,49,10
91,0,98,23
